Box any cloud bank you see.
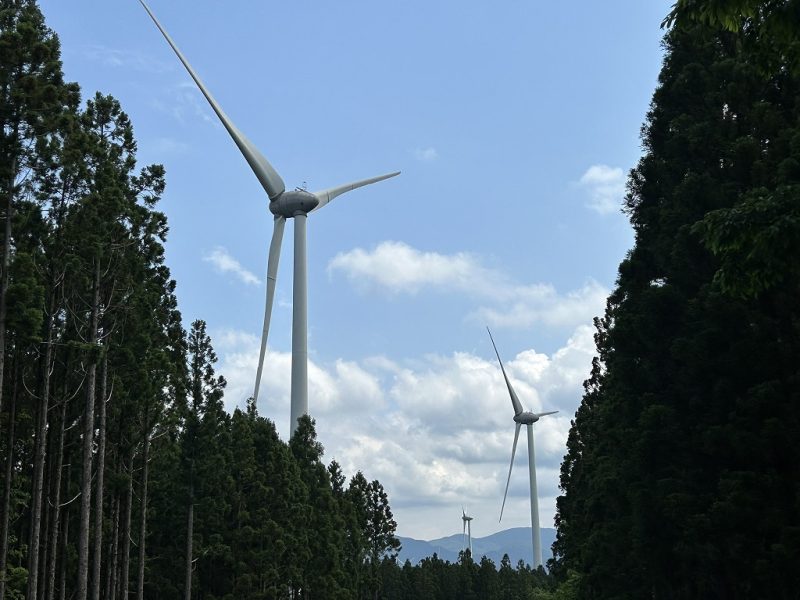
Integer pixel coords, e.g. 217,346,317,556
213,323,596,540
328,241,608,329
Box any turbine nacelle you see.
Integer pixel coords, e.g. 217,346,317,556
513,411,539,425
269,189,320,217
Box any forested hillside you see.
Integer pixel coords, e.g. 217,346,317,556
553,1,800,597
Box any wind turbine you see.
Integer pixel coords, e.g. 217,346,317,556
487,328,557,569
139,2,399,435
461,506,474,556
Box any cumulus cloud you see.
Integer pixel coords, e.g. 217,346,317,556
414,147,439,161
328,241,608,330
203,246,261,285
212,324,596,540
577,164,626,214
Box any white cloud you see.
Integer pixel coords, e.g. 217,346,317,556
212,324,596,540
203,246,261,285
328,241,608,330
414,147,439,161
577,164,626,214
81,44,173,73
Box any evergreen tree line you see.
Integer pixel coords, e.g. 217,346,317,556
0,2,422,598
553,2,800,598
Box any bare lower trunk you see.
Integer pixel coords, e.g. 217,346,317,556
106,495,119,600
26,306,55,600
120,447,133,600
0,155,16,421
184,493,193,600
45,400,68,600
90,355,108,600
0,361,19,600
136,416,150,600
76,261,101,600
57,495,69,600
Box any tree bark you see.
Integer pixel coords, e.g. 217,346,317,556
0,155,16,421
120,446,133,600
136,408,150,600
57,486,69,600
44,398,67,600
90,353,108,600
106,495,119,600
26,298,56,600
76,260,101,600
184,485,193,600
0,360,19,600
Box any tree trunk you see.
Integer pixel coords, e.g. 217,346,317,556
0,156,15,421
106,495,119,600
184,486,193,600
0,360,19,600
136,409,150,600
90,354,108,600
44,399,67,600
26,299,56,600
57,487,69,600
120,446,133,600
76,260,101,600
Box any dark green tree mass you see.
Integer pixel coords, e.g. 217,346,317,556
553,2,800,598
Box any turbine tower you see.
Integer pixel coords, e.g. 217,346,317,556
487,328,557,569
139,2,399,435
461,506,473,556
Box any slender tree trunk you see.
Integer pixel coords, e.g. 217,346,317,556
120,446,133,600
106,495,118,600
57,485,69,600
184,482,193,600
0,155,16,421
76,260,101,600
136,410,150,600
27,300,56,600
44,398,68,600
0,360,19,600
90,354,108,600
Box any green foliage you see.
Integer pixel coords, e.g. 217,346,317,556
555,3,800,597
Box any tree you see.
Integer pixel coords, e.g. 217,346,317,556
554,7,800,597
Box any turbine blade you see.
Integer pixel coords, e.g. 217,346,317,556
487,327,524,416
311,171,400,212
253,216,286,402
138,0,285,200
500,423,522,522
534,410,558,418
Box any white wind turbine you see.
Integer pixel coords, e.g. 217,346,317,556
139,2,399,435
487,328,557,569
461,506,474,556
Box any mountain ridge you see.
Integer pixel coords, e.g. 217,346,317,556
396,527,556,568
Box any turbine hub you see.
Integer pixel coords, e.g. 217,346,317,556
269,189,319,217
513,411,538,425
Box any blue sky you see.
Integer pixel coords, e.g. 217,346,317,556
39,0,671,541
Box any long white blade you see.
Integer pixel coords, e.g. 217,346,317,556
500,423,522,522
487,327,524,416
253,216,286,402
311,171,400,212
139,0,286,200
534,410,558,418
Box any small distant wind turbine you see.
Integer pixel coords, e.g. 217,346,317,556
487,328,557,569
461,506,473,555
139,2,399,435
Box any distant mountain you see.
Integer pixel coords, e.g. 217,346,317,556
396,527,556,568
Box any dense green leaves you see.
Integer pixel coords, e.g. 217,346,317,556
555,3,800,598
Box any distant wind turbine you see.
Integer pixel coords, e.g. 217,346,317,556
139,1,399,435
461,506,473,556
487,328,557,569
